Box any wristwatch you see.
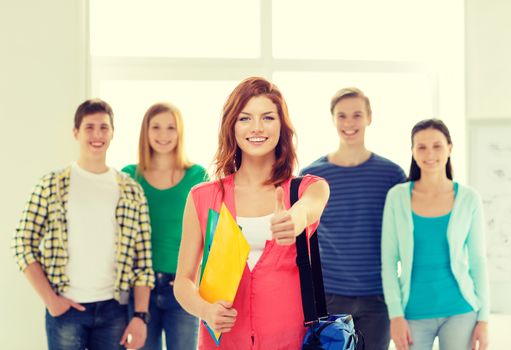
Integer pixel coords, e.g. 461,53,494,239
133,311,150,324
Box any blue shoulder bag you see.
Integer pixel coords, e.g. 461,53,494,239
291,178,364,350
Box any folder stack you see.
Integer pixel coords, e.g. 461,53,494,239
199,203,250,345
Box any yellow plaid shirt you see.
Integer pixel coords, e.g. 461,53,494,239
12,166,155,303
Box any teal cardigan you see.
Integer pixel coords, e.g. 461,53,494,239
381,182,490,321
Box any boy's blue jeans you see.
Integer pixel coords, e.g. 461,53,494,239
326,293,391,350
45,298,128,350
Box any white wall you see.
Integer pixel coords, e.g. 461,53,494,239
0,1,86,348
466,0,511,315
466,0,511,120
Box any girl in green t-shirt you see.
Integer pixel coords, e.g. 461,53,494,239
123,102,208,350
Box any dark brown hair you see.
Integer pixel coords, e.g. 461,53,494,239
74,98,114,129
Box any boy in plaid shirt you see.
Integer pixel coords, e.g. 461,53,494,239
12,99,154,350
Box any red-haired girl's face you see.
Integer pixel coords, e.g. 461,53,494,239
234,95,281,161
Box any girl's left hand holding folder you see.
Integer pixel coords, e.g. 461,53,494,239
201,300,238,334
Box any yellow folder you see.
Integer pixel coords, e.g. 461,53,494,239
199,203,250,342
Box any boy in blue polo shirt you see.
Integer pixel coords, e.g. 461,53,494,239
300,87,406,350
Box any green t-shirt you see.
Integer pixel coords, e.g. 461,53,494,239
122,163,209,273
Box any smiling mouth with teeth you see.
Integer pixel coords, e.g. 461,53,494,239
343,130,357,135
247,137,267,142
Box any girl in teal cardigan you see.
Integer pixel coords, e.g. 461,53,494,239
381,119,489,350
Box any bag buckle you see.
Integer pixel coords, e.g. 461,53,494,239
304,319,319,327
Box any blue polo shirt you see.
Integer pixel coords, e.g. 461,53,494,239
300,153,406,296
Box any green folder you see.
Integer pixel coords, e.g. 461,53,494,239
200,208,219,282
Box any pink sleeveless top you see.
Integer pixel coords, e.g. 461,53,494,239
191,174,322,350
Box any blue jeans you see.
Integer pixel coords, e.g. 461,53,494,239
408,311,477,350
326,293,390,350
130,272,199,350
45,299,128,350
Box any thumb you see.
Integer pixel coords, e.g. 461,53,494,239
119,327,129,345
70,301,86,312
217,300,237,316
274,187,285,213
407,328,414,345
217,300,232,309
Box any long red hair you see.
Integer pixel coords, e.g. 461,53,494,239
214,77,297,186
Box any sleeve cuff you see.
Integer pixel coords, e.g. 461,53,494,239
386,302,404,319
15,253,37,272
477,307,490,322
132,270,155,289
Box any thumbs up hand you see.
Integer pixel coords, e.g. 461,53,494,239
271,187,296,246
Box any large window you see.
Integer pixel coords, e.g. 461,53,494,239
89,0,465,181
90,1,260,58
